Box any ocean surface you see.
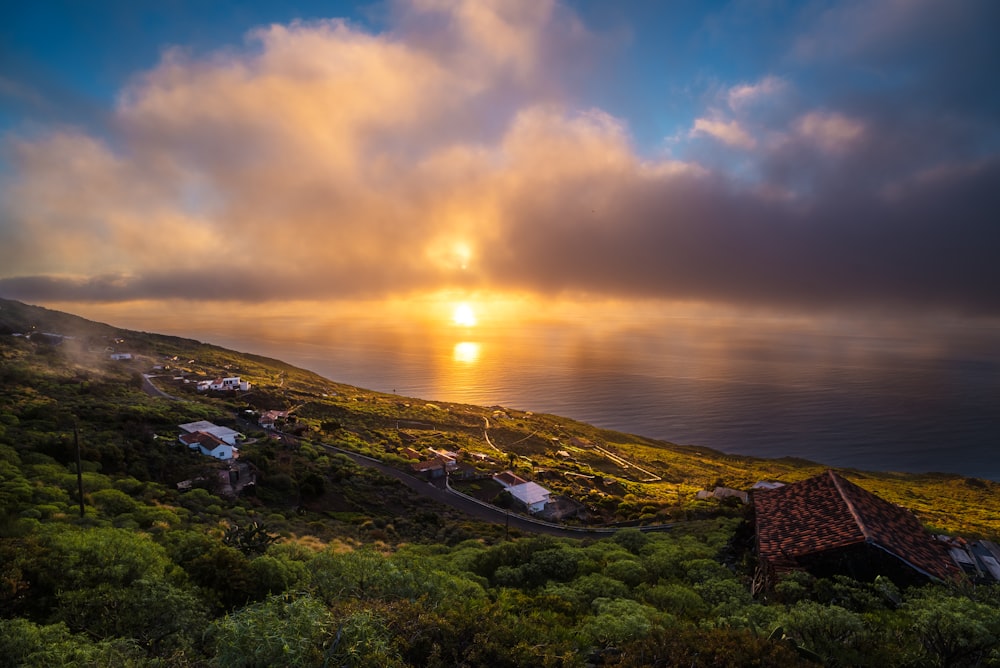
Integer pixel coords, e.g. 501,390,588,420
59,301,1000,481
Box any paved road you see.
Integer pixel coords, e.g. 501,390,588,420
319,443,674,539
138,376,672,538
141,374,179,401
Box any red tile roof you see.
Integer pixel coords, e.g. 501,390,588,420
411,457,447,472
179,431,228,451
493,470,528,488
754,470,958,581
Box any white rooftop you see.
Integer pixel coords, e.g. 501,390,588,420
178,421,240,442
508,481,551,506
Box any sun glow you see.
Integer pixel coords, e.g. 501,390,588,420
452,302,477,327
453,341,480,364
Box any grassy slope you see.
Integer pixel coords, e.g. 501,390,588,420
2,297,998,539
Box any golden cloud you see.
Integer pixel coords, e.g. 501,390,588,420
0,1,707,301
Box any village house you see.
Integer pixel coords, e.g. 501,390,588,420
493,470,528,489
428,448,460,461
410,456,456,479
196,376,251,392
753,470,959,588
507,481,552,514
178,431,234,460
178,420,242,446
939,535,1000,582
400,447,423,461
258,410,288,430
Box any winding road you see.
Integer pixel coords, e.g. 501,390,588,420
143,373,672,537
319,443,673,538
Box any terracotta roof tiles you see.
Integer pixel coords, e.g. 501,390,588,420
755,470,958,581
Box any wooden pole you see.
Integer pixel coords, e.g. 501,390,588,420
75,426,85,518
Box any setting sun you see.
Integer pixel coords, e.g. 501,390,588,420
452,302,477,327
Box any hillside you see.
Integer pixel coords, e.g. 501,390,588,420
1,297,998,667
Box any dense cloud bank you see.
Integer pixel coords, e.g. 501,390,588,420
2,0,998,314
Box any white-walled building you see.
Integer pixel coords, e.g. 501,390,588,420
197,376,251,392
178,420,242,446
508,481,551,514
178,431,234,460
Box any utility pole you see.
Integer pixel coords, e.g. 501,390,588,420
74,426,85,518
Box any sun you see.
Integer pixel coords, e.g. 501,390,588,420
452,302,477,327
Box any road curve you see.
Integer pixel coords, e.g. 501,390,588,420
141,374,179,401
139,375,674,537
319,443,673,538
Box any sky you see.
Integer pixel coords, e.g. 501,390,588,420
2,0,999,319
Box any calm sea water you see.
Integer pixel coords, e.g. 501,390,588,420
60,302,1000,481
203,311,1000,482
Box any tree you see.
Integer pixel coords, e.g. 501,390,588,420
780,600,866,666
36,526,180,594
613,528,649,555
905,588,1000,667
576,597,660,648
0,618,146,668
54,578,207,657
213,594,335,668
325,609,405,668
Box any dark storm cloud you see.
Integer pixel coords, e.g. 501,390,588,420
485,154,1000,314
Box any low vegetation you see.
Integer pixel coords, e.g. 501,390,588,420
1,298,998,666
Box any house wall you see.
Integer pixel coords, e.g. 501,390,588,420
526,499,547,513
794,543,935,587
201,445,233,460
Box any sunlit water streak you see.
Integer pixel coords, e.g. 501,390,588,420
263,315,1000,481
52,301,1000,480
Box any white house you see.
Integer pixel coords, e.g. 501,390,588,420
508,481,551,514
178,431,234,460
198,376,251,392
178,420,242,446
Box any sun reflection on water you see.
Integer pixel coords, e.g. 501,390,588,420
453,341,480,364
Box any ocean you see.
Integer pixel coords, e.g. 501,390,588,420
55,301,1000,481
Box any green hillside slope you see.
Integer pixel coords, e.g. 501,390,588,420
1,298,997,667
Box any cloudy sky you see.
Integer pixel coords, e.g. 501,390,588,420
2,0,999,317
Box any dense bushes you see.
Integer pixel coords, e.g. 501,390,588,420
6,503,996,667
2,305,999,666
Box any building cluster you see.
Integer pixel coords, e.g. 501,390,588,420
398,445,555,515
